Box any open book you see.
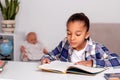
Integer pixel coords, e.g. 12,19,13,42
38,61,107,75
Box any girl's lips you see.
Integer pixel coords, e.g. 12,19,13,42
70,42,77,45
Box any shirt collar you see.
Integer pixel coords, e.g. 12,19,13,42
68,37,95,55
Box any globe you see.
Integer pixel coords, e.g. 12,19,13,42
0,39,13,56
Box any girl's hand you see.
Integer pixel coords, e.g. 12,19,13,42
75,60,93,67
43,48,48,54
41,58,51,64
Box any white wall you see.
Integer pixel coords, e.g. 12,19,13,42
1,0,120,60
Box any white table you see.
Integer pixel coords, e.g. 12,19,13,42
0,61,120,80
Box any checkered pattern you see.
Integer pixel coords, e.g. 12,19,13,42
42,37,120,68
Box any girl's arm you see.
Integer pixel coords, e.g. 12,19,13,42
93,44,120,67
41,38,69,64
41,41,64,62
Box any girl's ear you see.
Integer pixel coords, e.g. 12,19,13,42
85,31,90,39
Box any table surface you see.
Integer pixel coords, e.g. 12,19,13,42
0,61,120,80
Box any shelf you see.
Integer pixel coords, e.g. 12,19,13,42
0,33,14,36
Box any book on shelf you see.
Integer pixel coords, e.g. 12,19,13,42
104,73,120,80
38,61,107,75
0,60,7,72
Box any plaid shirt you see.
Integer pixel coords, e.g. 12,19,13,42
42,37,120,68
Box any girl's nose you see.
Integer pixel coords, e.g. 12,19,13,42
71,35,75,40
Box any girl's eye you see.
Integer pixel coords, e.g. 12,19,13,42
67,32,71,35
76,34,81,36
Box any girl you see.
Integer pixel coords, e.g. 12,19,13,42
41,13,120,68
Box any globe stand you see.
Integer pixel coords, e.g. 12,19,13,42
0,53,12,60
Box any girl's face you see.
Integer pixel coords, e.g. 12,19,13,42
67,21,89,51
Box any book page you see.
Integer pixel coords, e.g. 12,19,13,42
68,64,107,74
38,61,73,73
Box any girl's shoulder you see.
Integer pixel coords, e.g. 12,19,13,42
61,37,69,45
88,38,104,46
93,41,105,47
88,38,107,49
92,40,109,51
61,37,67,43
